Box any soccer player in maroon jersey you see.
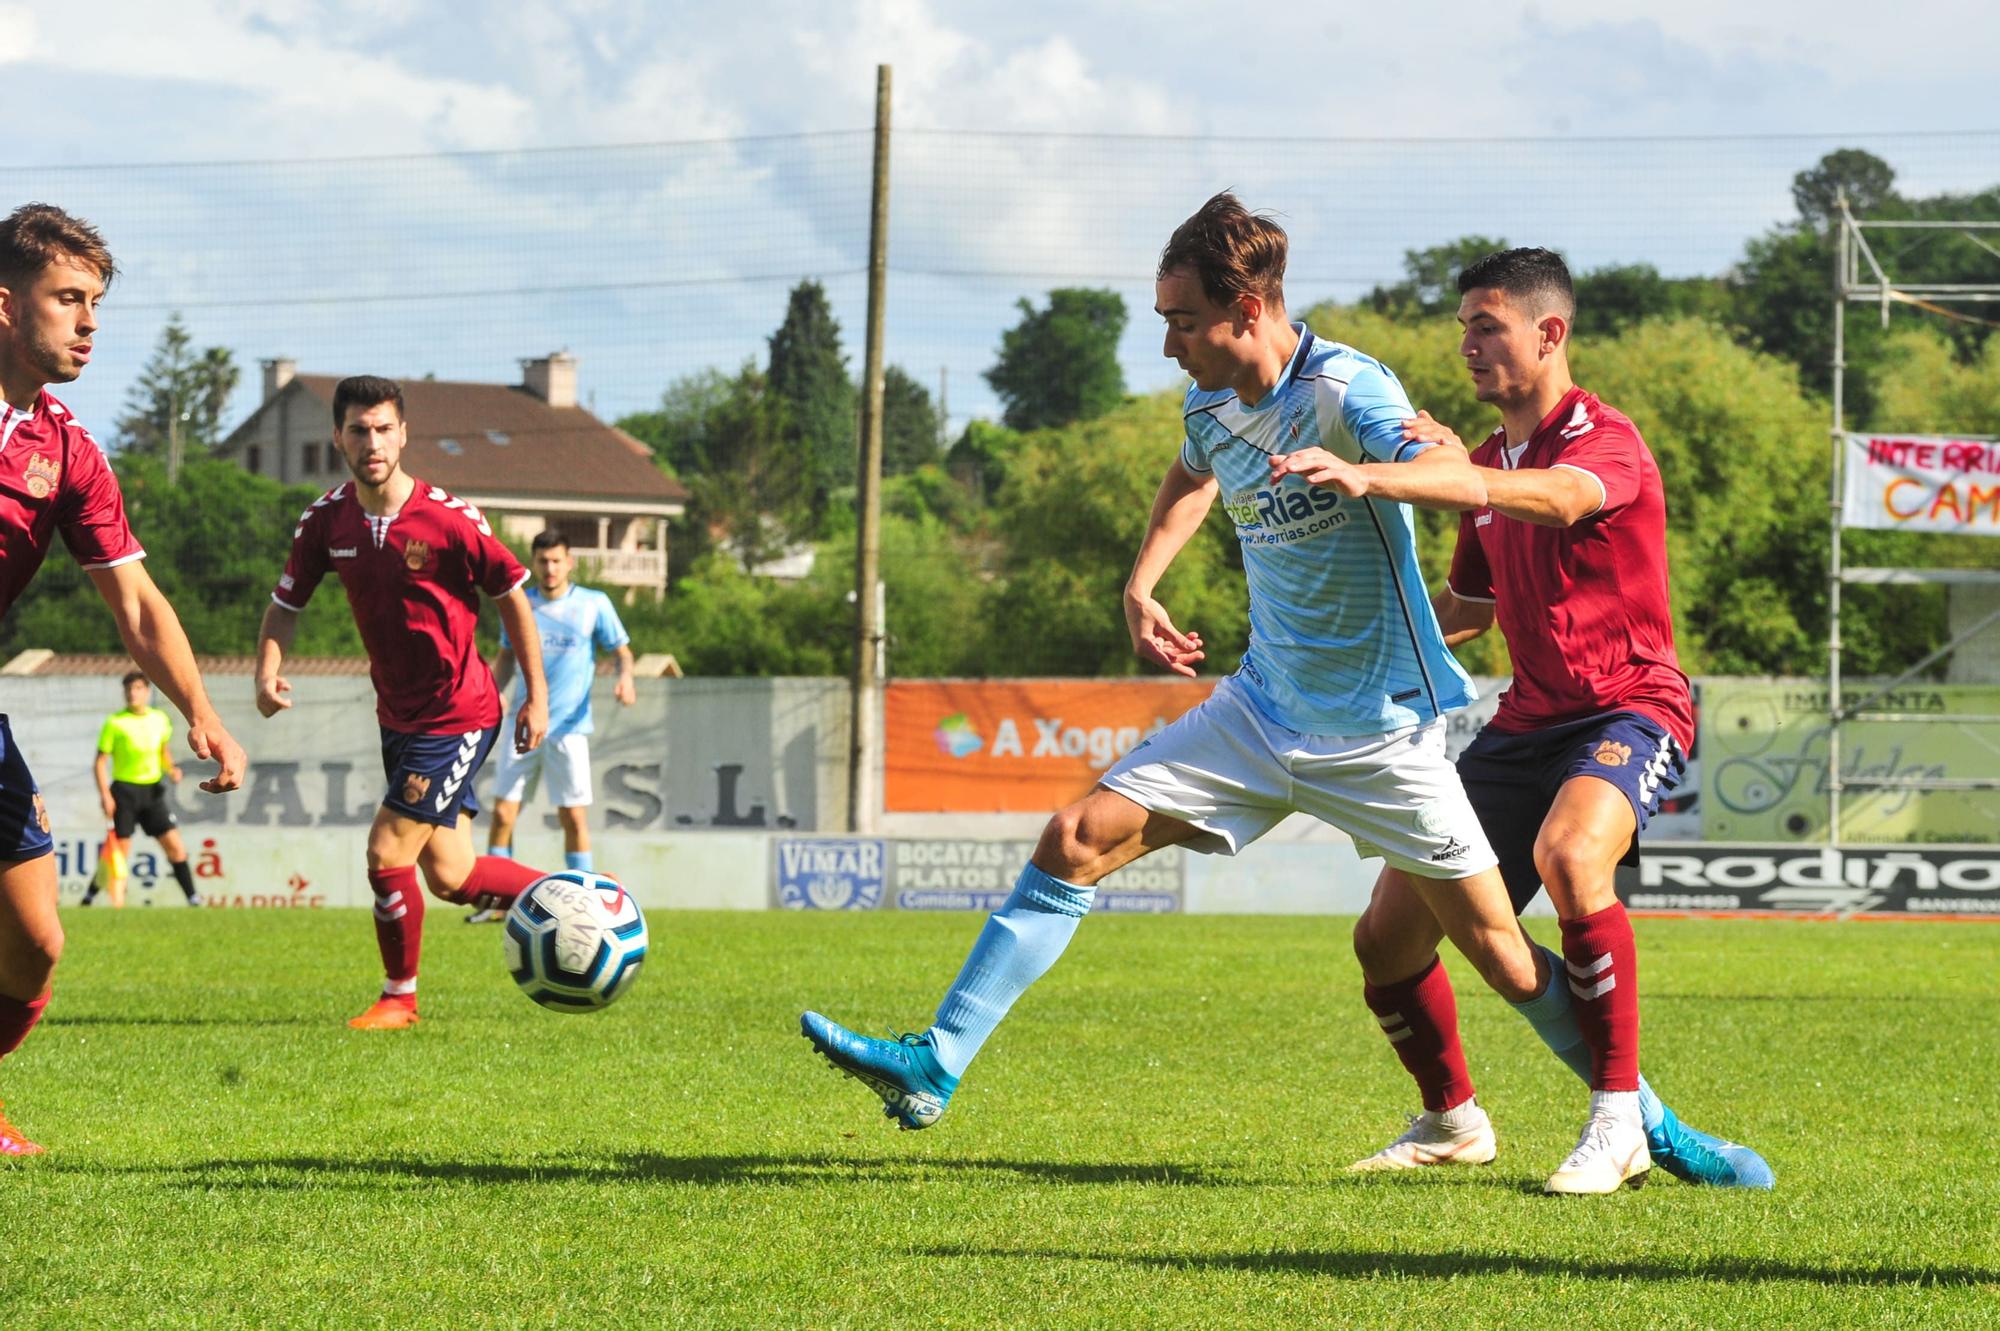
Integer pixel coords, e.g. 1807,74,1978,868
254,376,551,1030
0,203,247,1153
1273,247,1770,1192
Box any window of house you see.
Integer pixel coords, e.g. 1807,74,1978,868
303,442,319,473
549,514,601,551
247,445,263,473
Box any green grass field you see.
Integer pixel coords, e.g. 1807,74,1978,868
0,909,1995,1329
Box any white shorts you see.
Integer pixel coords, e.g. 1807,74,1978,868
487,731,594,808
1099,674,1498,880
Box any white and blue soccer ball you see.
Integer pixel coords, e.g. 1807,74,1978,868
502,870,648,1012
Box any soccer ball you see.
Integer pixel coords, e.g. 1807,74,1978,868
502,870,648,1012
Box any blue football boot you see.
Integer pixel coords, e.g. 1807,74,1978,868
1641,1081,1776,1189
800,1011,959,1130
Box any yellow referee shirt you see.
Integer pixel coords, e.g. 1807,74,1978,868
97,707,173,785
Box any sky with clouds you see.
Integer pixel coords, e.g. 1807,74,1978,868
3,1,1997,435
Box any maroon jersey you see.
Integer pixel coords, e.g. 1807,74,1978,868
1446,387,1693,752
0,392,143,622
273,480,527,734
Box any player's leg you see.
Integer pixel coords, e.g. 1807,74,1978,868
0,722,61,1153
106,785,139,908
486,799,521,858
1347,868,1495,1170
471,739,535,922
549,734,594,871
351,804,438,1029
411,729,547,913
803,677,1281,1130
147,795,200,906
804,787,1200,1129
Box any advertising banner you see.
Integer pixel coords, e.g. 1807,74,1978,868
885,680,1214,812
1701,680,2000,842
1618,843,2000,919
770,836,1184,912
1841,433,2000,535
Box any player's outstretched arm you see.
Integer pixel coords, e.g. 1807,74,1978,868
254,601,298,718
1478,464,1601,528
1269,438,1486,510
495,588,548,753
1123,457,1217,677
87,561,246,795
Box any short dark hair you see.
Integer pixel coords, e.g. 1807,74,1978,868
121,670,147,690
530,530,569,554
1457,247,1575,321
331,375,404,430
1158,191,1288,310
0,203,116,290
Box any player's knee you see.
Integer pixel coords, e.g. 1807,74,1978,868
5,920,63,990
1351,909,1392,974
1532,835,1614,905
1032,805,1093,878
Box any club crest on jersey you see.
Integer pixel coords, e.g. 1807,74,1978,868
402,539,433,572
23,452,60,499
400,772,432,804
1594,740,1633,767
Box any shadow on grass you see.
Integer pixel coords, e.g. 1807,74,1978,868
913,1245,1999,1289
45,1015,314,1028
104,1153,1229,1189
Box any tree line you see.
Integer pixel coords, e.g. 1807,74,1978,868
6,149,1995,684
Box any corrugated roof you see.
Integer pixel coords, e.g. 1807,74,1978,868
241,375,688,506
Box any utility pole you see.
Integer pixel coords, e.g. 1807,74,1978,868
847,64,891,833
937,365,949,451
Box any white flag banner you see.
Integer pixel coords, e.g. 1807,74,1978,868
1841,433,2000,535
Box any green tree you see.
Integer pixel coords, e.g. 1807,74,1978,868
880,365,943,476
1363,236,1509,316
767,280,855,518
985,288,1127,431
115,313,239,481
1792,148,1898,230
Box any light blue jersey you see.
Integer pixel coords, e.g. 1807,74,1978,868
501,584,629,737
1179,325,1476,736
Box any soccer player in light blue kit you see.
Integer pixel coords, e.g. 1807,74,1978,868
804,194,1752,1194
476,529,635,918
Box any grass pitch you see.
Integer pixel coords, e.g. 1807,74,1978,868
0,908,1995,1329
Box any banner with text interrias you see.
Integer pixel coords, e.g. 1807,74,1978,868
884,680,1215,812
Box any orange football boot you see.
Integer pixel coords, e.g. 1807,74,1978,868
0,1101,45,1156
347,994,420,1030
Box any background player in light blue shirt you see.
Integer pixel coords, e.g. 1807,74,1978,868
480,530,634,905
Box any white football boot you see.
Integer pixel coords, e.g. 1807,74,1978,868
1545,1091,1652,1194
1348,1100,1498,1172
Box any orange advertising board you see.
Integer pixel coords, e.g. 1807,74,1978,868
885,679,1216,812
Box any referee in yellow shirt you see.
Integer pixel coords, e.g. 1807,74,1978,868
82,671,202,908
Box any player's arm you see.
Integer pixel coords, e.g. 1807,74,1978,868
160,735,182,785
492,645,517,696
494,588,548,753
86,561,246,795
1433,586,1496,647
1479,465,1601,528
612,643,637,706
1123,455,1218,677
1398,409,1599,528
1269,437,1487,510
254,601,299,717
93,747,114,818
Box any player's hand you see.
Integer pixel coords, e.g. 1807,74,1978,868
515,697,549,754
614,675,636,707
254,673,292,717
188,718,247,794
1123,590,1204,678
168,765,184,785
1400,410,1463,450
1270,447,1369,497
99,793,115,820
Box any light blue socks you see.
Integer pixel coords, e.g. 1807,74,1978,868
489,846,514,860
1510,943,1665,1133
926,862,1096,1078
566,851,593,871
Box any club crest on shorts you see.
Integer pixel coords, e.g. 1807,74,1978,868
1593,740,1633,767
401,772,432,804
402,539,433,572
31,793,48,833
23,453,60,499
1412,800,1455,837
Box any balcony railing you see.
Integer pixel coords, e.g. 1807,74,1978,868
576,546,666,587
